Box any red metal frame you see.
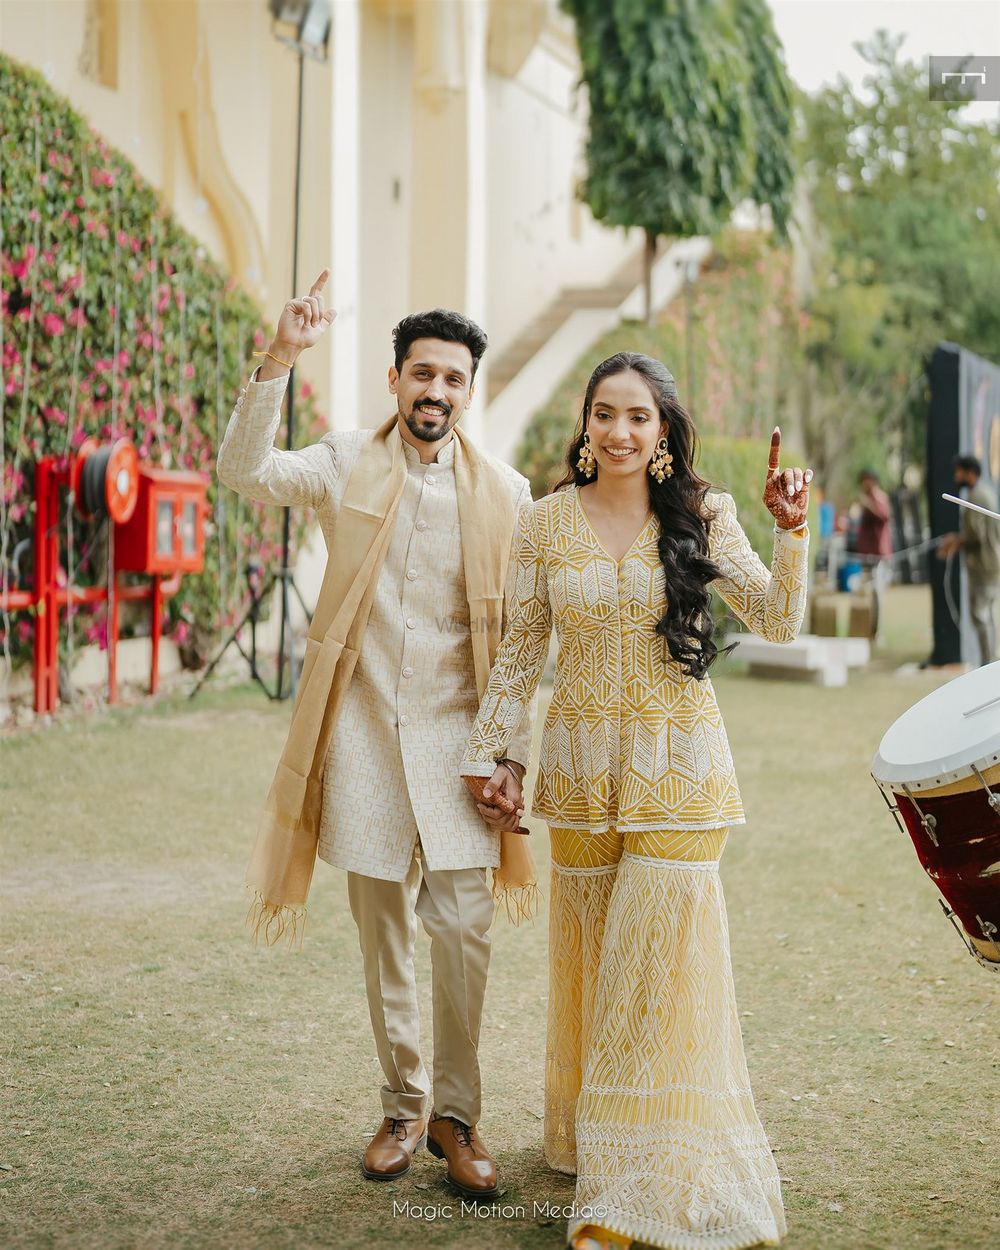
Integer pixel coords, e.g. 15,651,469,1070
1,450,201,715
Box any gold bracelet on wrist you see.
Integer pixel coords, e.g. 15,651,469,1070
253,349,296,370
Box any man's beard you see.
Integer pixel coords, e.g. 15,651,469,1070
405,401,453,443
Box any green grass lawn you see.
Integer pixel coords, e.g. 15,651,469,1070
2,586,997,1250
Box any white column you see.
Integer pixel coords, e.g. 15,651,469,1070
329,0,361,430
410,0,488,441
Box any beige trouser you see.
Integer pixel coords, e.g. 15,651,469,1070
347,850,494,1125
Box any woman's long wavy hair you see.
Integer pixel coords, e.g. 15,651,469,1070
553,352,727,680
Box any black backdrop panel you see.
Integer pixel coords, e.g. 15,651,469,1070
926,342,1000,665
926,344,962,665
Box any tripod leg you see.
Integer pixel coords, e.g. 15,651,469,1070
189,575,276,700
291,577,313,623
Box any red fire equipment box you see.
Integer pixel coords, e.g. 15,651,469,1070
115,468,208,575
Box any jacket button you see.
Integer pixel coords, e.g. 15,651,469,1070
399,714,410,727
402,666,414,678
405,618,416,629
406,569,418,581
416,520,428,531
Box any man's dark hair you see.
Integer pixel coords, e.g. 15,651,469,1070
391,309,488,381
858,468,880,484
954,454,982,477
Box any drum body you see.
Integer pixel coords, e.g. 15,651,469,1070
872,664,1000,967
882,767,1000,963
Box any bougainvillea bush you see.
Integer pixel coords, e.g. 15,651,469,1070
0,54,324,673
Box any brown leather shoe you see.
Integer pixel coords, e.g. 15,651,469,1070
361,1116,428,1180
425,1112,499,1199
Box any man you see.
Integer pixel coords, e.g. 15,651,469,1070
855,469,893,639
939,455,1000,666
216,270,535,1198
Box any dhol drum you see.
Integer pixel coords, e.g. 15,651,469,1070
872,661,1000,968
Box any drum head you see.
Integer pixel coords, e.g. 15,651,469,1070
872,661,1000,790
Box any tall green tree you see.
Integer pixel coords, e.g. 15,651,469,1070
562,0,795,322
799,31,1000,492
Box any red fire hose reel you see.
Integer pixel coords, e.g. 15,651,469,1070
73,437,140,524
2,439,208,715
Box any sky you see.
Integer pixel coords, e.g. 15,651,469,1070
769,0,1000,121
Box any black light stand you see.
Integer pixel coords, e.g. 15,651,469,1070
192,0,330,702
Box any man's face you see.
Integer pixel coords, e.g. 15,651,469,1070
954,467,975,490
388,337,475,444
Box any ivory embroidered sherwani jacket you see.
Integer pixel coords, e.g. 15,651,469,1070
460,486,809,833
216,371,534,881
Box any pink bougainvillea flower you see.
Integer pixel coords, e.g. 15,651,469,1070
67,307,87,328
42,312,65,336
41,406,68,425
183,362,195,380
8,244,36,280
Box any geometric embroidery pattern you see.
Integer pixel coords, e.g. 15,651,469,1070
461,487,809,835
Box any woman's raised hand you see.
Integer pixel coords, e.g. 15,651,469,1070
271,268,337,358
762,427,813,531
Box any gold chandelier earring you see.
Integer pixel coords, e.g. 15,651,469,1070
649,436,674,483
576,430,597,479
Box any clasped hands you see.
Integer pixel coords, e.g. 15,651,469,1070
461,763,528,835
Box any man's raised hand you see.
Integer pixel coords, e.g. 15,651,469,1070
762,427,813,531
271,268,338,359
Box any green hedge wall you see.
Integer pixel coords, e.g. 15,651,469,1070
0,54,323,670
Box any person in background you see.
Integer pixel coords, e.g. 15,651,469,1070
855,468,893,638
939,455,1000,667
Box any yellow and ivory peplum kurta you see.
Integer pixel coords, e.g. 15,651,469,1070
461,485,808,1250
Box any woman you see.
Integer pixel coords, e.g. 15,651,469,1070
460,353,811,1250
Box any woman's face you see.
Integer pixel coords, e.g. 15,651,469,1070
586,370,665,478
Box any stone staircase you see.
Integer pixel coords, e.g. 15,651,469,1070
486,245,649,404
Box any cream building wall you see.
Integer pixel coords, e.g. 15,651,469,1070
1,0,638,441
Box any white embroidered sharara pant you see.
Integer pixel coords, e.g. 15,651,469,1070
545,824,786,1250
